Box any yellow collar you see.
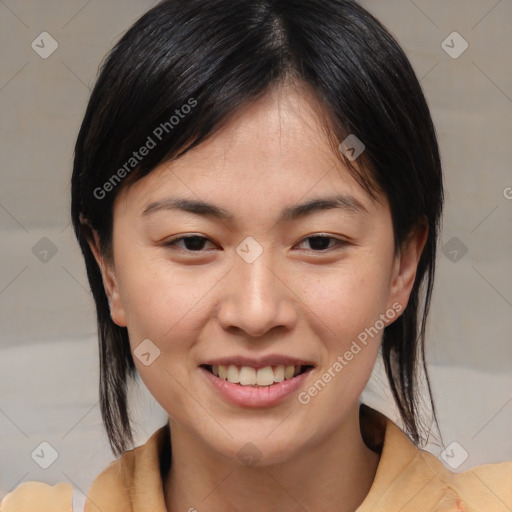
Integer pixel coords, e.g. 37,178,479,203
84,404,512,512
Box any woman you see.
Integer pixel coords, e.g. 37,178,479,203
2,0,511,511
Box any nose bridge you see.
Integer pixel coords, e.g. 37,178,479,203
217,241,295,337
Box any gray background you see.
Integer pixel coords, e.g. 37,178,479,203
1,0,511,504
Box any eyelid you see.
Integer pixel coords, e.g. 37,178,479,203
294,234,349,251
163,233,349,253
164,234,217,250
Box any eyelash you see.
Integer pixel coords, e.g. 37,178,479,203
164,234,347,253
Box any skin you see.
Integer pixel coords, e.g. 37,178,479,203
89,82,427,512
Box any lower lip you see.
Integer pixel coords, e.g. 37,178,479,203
199,366,313,408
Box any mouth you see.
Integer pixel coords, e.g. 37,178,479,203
200,363,315,387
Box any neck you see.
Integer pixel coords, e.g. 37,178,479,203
164,403,380,512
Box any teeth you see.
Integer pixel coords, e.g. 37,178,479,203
239,366,257,385
273,365,285,382
256,366,274,386
210,364,305,386
227,364,239,384
217,364,227,380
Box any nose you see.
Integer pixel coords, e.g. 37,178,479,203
215,247,297,338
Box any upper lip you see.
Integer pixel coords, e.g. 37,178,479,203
201,355,316,369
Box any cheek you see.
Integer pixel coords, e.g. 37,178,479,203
115,256,209,412
299,259,393,341
295,264,391,410
115,248,213,343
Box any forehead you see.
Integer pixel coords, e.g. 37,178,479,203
115,84,382,217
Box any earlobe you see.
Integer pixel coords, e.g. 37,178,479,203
388,222,428,314
86,229,127,327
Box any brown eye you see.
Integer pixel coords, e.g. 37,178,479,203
165,235,216,252
296,235,346,252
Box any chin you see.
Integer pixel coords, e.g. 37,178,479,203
203,426,308,468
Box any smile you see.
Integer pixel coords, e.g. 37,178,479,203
199,359,315,407
202,364,314,387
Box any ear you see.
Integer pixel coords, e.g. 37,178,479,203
86,229,127,327
386,220,428,316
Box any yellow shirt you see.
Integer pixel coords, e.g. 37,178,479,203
2,405,511,511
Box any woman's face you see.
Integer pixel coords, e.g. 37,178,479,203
92,84,424,465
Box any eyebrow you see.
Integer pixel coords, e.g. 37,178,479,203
141,194,368,222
